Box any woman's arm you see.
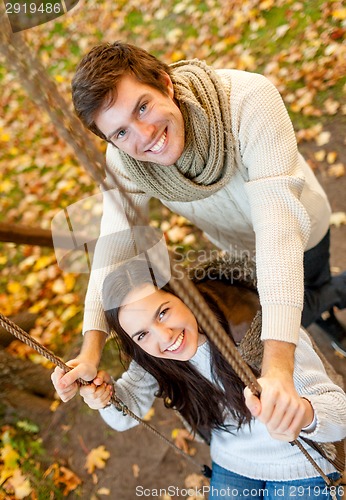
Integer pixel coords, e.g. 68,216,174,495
98,360,159,432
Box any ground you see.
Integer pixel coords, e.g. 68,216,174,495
39,123,346,500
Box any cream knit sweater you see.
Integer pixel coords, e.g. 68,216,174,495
99,329,346,481
83,69,331,345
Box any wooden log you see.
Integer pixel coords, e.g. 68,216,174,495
0,222,72,248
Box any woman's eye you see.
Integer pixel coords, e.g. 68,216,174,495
137,332,147,342
159,308,169,320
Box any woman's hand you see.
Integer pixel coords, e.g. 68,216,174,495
79,370,113,410
51,357,98,402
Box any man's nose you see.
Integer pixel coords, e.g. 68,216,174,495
133,121,155,142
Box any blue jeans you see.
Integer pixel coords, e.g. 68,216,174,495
209,462,343,499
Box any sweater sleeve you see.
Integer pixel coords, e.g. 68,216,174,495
239,73,311,345
99,360,159,432
294,329,346,443
83,145,151,334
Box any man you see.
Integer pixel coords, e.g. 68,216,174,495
53,41,346,439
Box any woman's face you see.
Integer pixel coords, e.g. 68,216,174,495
118,284,205,360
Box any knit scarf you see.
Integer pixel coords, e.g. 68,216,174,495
118,59,235,202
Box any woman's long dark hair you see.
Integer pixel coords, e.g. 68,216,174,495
102,258,257,436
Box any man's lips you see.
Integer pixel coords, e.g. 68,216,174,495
147,129,167,153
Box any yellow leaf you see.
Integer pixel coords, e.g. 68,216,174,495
85,446,110,474
0,179,15,193
326,151,337,164
132,463,140,478
64,274,76,292
49,400,60,413
314,150,326,162
33,255,56,271
0,255,7,265
7,282,24,295
60,304,80,322
142,407,155,421
332,8,346,20
54,75,65,83
1,445,20,469
29,299,49,313
97,487,111,495
0,132,10,142
330,212,346,228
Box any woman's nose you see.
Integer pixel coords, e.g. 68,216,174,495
152,324,174,344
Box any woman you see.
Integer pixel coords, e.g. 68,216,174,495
52,256,346,499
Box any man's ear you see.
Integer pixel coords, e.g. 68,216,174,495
160,72,174,98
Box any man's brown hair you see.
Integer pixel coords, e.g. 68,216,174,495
72,41,171,140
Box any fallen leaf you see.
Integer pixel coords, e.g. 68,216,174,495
142,407,155,421
330,212,346,228
3,469,33,499
1,445,20,469
315,131,331,146
326,151,338,164
58,466,82,495
85,446,110,474
97,487,111,495
132,463,140,478
328,164,345,178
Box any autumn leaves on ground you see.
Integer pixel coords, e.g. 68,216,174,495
0,0,345,498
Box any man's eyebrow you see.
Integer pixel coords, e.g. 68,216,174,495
106,93,151,141
131,301,170,339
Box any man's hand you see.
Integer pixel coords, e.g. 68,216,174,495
244,339,314,442
79,370,113,410
244,375,314,441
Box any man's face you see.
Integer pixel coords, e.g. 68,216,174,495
95,73,185,166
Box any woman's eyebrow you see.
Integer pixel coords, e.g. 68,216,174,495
131,301,170,339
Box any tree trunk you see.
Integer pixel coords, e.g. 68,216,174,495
0,347,55,424
0,312,39,348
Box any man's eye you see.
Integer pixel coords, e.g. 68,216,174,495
139,103,147,114
117,129,127,139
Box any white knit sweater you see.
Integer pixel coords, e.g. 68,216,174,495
83,69,331,345
99,329,346,481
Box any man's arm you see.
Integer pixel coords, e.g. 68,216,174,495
244,340,313,442
51,329,107,402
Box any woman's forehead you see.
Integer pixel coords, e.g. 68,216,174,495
122,283,161,308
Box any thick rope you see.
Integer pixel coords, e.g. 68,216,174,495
0,19,340,493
